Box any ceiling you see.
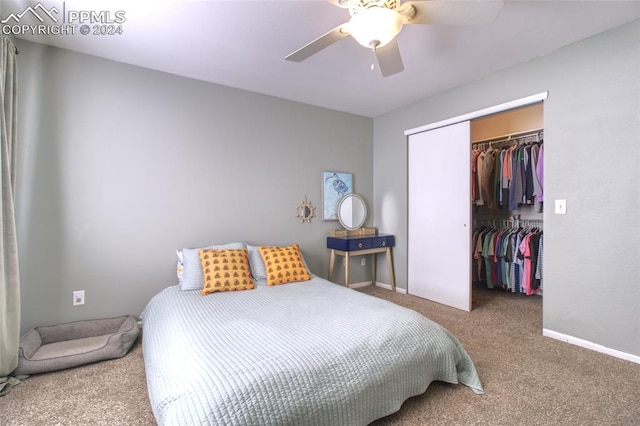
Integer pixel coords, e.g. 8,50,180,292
3,0,640,117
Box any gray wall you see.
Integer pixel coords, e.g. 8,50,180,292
373,19,640,357
15,40,373,334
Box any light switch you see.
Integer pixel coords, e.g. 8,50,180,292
555,199,567,215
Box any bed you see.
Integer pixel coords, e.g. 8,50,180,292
142,244,483,425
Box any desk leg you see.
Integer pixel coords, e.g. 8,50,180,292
386,247,396,292
371,253,377,285
344,252,350,287
329,250,335,282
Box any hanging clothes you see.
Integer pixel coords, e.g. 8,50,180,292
472,136,544,212
471,130,544,297
534,144,544,208
472,223,543,296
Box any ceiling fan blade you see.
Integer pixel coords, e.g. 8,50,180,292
285,24,350,62
375,39,404,77
405,0,504,25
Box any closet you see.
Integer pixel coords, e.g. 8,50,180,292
471,104,544,297
407,96,545,311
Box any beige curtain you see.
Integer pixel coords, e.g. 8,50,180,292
0,35,21,396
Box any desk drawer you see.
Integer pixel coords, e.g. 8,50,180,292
327,237,371,251
347,238,371,250
372,235,395,248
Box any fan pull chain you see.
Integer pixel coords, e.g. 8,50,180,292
371,47,376,71
369,40,379,72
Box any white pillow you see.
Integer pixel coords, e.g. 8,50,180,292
246,244,267,279
180,242,246,291
247,244,311,280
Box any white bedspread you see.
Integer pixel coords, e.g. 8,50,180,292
142,276,483,425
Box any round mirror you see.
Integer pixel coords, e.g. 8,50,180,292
337,194,367,230
296,197,316,223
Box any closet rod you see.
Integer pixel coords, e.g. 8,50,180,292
474,217,544,228
472,128,543,145
474,218,524,225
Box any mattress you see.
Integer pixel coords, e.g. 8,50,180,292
142,276,483,425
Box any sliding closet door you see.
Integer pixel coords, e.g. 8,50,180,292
408,121,471,311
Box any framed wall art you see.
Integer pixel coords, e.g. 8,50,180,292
322,171,353,221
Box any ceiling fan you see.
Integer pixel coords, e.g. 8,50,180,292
285,0,504,77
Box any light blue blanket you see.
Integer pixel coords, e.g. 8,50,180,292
142,277,483,425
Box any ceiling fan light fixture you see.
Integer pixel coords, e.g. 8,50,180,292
349,6,403,49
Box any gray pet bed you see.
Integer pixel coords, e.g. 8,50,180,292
15,315,139,375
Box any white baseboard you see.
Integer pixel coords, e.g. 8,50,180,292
374,282,407,294
347,281,372,289
543,329,640,365
346,281,407,294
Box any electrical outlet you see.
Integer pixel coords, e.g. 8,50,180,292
73,290,85,306
361,258,367,267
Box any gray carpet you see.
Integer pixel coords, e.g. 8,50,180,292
1,285,639,425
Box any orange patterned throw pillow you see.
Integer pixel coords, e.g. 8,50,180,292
198,249,255,295
258,244,311,286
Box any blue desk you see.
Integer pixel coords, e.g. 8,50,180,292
327,234,396,291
